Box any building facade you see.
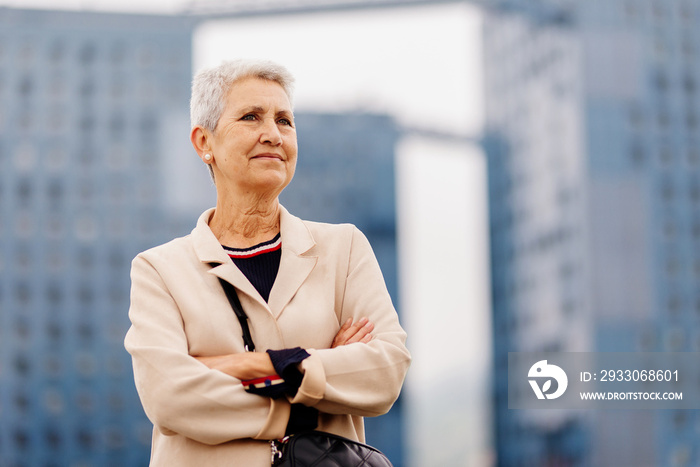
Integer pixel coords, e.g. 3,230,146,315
483,2,591,465
484,0,700,465
0,7,196,467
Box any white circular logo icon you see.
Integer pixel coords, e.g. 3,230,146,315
528,360,568,400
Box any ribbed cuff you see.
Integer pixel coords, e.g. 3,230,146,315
266,347,311,394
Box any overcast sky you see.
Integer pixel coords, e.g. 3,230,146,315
193,4,483,136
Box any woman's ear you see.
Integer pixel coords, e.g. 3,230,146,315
190,125,212,163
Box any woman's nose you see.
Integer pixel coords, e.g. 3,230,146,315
259,118,282,146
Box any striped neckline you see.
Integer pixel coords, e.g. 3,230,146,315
223,233,281,259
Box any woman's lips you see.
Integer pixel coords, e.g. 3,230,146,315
252,153,283,161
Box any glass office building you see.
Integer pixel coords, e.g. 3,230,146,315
0,7,197,466
483,2,591,465
484,0,700,465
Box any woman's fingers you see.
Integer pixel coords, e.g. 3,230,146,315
346,319,373,344
331,318,352,348
332,317,374,348
338,317,353,335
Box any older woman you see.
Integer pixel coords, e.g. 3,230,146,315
124,59,410,466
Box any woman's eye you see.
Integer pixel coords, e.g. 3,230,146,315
241,114,256,121
278,118,292,126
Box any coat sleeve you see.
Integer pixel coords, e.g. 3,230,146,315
290,227,411,417
124,254,290,444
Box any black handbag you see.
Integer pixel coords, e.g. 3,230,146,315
271,431,393,467
216,278,394,467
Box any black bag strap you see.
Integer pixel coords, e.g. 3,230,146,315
217,277,256,352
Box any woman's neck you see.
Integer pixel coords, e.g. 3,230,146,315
210,195,281,249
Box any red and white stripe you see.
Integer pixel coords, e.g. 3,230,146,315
226,237,282,259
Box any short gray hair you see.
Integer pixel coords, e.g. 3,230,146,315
190,59,296,132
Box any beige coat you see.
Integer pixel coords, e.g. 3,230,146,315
124,207,411,466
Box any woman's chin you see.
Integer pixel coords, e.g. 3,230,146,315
236,175,293,197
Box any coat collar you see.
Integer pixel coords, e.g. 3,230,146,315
191,206,317,318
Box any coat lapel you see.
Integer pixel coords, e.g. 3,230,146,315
191,206,318,318
268,206,317,318
191,208,266,308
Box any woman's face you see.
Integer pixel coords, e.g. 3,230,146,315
208,77,297,198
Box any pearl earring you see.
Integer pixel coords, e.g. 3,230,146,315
204,153,212,162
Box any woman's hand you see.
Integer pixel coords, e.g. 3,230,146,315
195,352,275,380
331,317,374,348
